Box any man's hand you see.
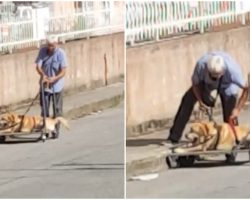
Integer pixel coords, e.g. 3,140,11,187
230,107,240,119
199,101,209,112
47,76,58,84
41,75,49,84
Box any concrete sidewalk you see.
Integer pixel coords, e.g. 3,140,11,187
126,104,250,179
11,82,124,119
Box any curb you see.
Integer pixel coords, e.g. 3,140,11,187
0,87,124,121
126,149,169,180
66,94,124,120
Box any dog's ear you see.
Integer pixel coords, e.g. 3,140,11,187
200,123,208,135
9,114,16,123
190,123,200,132
190,123,206,135
204,122,218,135
207,121,215,127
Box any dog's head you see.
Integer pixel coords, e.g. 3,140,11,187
0,113,19,130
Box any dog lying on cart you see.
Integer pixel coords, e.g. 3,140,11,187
0,113,69,142
0,82,69,143
166,110,250,168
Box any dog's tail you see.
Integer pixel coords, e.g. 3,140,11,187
56,117,70,130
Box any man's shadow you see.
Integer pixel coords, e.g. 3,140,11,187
126,138,166,147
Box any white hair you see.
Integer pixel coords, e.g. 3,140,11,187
207,55,225,74
46,35,58,44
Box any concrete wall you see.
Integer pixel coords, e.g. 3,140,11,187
127,27,250,134
0,32,124,106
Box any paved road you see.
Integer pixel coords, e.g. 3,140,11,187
127,153,250,198
127,108,250,198
0,105,124,198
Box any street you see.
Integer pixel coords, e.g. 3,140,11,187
0,104,124,198
127,107,250,198
127,152,250,198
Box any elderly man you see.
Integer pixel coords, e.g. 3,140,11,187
167,51,249,144
35,35,67,139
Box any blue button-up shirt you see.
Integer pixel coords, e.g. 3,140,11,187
35,47,67,93
192,51,245,96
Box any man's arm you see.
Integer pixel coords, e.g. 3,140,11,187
35,48,47,80
48,50,67,83
235,85,249,111
229,62,249,118
192,84,209,111
36,65,49,85
192,84,202,103
36,65,46,77
230,85,248,119
48,68,66,83
191,60,209,110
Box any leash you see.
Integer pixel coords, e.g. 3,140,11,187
204,109,240,145
22,92,40,116
0,92,39,116
205,108,214,122
228,118,239,145
0,122,19,131
205,109,239,145
199,77,222,121
0,92,40,133
15,92,40,133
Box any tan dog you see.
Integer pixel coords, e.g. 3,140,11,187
174,121,250,153
0,113,69,136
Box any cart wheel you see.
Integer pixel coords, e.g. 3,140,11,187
178,156,195,167
41,134,47,142
0,136,6,143
166,156,179,169
225,148,237,164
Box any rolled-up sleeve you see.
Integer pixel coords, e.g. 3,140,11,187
231,68,245,89
192,62,202,85
59,50,67,69
35,48,44,67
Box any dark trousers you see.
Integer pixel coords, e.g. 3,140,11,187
168,85,237,142
40,91,63,132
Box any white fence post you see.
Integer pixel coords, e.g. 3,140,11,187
32,9,37,41
126,1,250,46
0,2,123,54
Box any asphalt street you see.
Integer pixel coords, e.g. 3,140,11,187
127,152,250,198
127,107,250,199
0,104,124,198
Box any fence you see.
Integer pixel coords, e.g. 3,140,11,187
126,1,250,45
47,8,116,38
0,2,16,22
0,2,124,54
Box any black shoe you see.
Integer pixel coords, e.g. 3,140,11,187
165,139,179,149
166,137,179,145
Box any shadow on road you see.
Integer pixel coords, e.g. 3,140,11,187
1,140,40,144
176,160,250,169
0,163,124,171
0,135,57,144
126,139,166,147
52,163,124,170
